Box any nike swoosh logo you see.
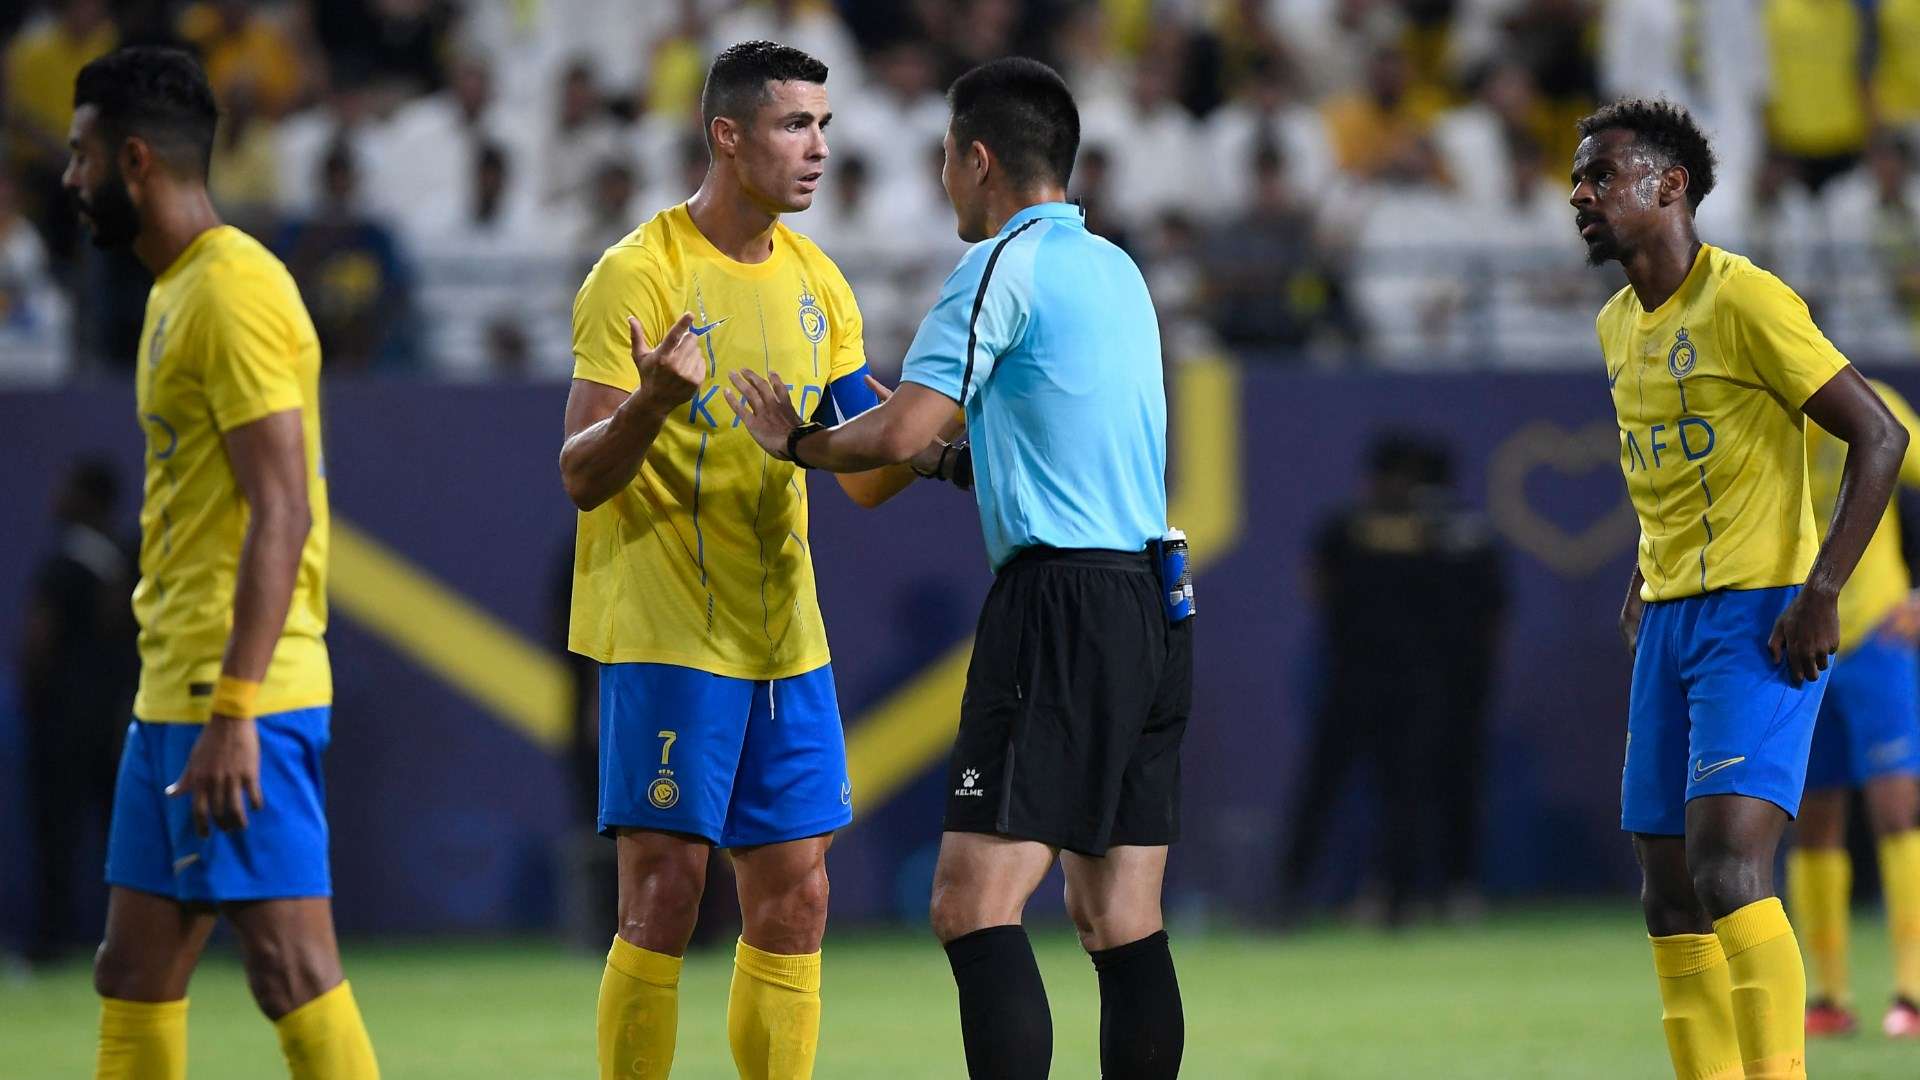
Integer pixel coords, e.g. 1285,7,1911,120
1693,756,1746,782
172,853,200,873
690,318,729,337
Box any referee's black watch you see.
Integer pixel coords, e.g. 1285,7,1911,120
785,422,828,468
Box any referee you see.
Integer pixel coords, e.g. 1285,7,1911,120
728,57,1189,1080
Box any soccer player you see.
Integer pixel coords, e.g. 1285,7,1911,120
1792,380,1920,1038
728,58,1189,1080
558,41,926,1080
62,47,378,1079
1574,98,1909,1080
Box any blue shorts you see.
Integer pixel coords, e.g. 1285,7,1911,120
105,708,333,902
598,663,852,847
1622,586,1829,835
1805,630,1920,791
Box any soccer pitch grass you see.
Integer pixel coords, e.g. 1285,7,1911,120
7,905,1916,1078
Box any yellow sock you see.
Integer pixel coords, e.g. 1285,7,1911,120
1878,828,1920,1000
1649,933,1743,1080
598,935,682,1080
274,980,380,1079
1716,898,1807,1079
1787,846,1852,1005
727,937,822,1080
96,996,187,1080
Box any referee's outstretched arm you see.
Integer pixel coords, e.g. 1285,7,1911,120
725,367,956,473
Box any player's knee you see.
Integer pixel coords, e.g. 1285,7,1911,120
742,864,830,952
93,935,189,1001
1639,876,1711,937
1686,847,1766,919
615,848,708,949
240,935,340,1020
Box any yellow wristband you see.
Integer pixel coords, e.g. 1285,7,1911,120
210,676,261,720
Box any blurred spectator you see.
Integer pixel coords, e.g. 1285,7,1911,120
1470,135,1604,363
1345,136,1477,363
1142,210,1210,357
709,0,863,88
175,0,308,118
20,457,136,963
643,0,711,125
1202,143,1354,358
0,168,74,383
1764,0,1869,192
1080,56,1205,229
840,39,947,188
1274,0,1407,99
1743,154,1823,302
413,141,568,379
272,142,417,372
1825,135,1920,356
1878,0,1920,144
276,81,391,215
381,52,537,243
1071,143,1134,253
4,0,116,259
207,80,283,232
1433,61,1544,211
1050,0,1130,108
538,60,625,211
560,157,645,268
311,0,455,95
1205,54,1336,219
1320,42,1446,182
1282,433,1506,926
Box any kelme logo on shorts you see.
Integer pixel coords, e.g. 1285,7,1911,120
954,768,985,798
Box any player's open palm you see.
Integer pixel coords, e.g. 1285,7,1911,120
629,313,704,415
166,715,263,836
1769,587,1840,685
726,368,806,460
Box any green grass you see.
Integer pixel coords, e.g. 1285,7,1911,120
7,906,1918,1077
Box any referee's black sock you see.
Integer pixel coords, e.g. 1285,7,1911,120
1091,929,1184,1080
944,924,1052,1079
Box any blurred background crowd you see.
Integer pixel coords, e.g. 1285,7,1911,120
4,0,1920,384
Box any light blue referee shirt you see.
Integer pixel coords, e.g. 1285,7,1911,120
899,201,1168,571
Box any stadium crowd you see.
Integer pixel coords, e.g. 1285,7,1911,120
3,0,1920,382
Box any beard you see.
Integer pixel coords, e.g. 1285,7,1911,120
74,167,139,249
1584,230,1624,268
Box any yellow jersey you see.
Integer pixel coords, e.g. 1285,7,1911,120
1876,0,1920,125
569,204,867,680
3,15,116,164
1764,0,1869,157
1601,244,1850,603
134,226,330,722
1806,381,1920,652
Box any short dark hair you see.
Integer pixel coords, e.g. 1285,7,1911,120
948,57,1079,189
73,46,219,177
1576,98,1717,211
701,40,828,140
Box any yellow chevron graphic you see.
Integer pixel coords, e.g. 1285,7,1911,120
330,519,574,750
327,356,1243,814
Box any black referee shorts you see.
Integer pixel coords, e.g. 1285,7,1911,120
943,546,1193,856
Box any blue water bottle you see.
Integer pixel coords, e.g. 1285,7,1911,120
1159,527,1195,622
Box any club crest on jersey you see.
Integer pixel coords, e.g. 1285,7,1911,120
1667,327,1697,380
797,287,827,344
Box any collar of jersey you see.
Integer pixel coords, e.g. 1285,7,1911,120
155,225,235,284
999,201,1084,235
672,203,791,279
1635,242,1713,326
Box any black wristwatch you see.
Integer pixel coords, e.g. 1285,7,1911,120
785,422,828,468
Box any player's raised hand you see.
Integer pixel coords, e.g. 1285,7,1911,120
1769,585,1840,686
166,714,264,836
725,368,806,460
628,313,705,416
864,374,894,403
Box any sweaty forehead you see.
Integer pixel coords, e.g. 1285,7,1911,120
1574,128,1641,170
